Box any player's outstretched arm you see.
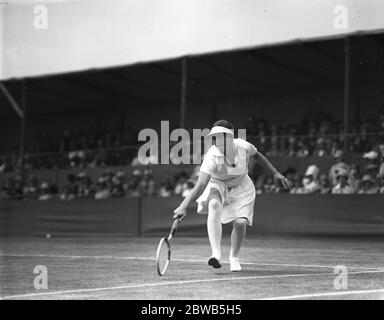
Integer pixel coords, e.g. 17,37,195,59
254,151,294,189
173,172,211,220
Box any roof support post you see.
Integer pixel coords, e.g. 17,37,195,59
180,57,187,129
343,37,351,153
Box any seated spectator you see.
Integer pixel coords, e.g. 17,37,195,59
60,173,78,200
92,139,108,167
296,140,310,158
363,150,378,164
189,165,201,184
263,175,277,194
68,145,86,168
1,177,15,200
265,137,280,157
94,177,112,199
174,172,189,196
318,174,332,194
13,176,24,200
159,178,173,197
290,174,305,194
329,150,349,186
102,169,114,185
358,174,379,194
77,172,94,198
332,169,354,194
313,138,327,157
285,136,297,157
365,164,379,185
330,141,341,157
127,169,142,197
111,171,128,197
348,164,361,193
139,169,155,196
1,176,23,200
23,175,39,199
301,165,320,193
60,186,74,200
254,176,264,195
38,182,53,200
181,179,195,197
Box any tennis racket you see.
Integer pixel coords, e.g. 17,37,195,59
156,218,181,276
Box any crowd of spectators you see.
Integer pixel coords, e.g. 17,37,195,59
246,111,384,157
1,146,383,201
254,149,384,195
0,167,199,201
0,125,139,172
1,111,384,172
1,111,384,201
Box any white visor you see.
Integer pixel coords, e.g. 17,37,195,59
208,126,234,136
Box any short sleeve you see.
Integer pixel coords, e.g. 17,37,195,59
245,141,258,156
234,138,258,156
200,152,217,176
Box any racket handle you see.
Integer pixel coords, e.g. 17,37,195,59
170,218,180,238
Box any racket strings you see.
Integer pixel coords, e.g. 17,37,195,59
156,238,171,276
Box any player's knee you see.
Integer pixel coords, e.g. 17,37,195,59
208,198,222,213
233,218,247,229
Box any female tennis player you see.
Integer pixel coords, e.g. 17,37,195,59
173,120,293,271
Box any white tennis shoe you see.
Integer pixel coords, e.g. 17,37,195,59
229,256,241,272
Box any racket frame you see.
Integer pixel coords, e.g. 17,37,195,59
155,218,181,276
156,237,171,276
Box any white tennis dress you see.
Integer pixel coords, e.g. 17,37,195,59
196,138,257,226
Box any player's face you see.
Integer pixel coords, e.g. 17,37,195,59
213,133,234,155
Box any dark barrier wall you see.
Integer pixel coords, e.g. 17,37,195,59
0,198,140,237
141,195,384,237
140,197,206,236
250,194,384,236
1,195,383,238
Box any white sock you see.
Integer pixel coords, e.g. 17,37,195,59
230,218,247,259
207,198,222,260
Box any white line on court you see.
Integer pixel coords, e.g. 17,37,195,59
1,269,384,300
1,253,382,271
260,288,384,300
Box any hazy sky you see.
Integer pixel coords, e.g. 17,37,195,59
2,0,384,79
0,6,3,78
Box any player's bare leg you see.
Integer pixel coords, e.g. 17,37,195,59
207,194,223,268
229,218,247,271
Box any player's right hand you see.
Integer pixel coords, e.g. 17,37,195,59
173,206,187,221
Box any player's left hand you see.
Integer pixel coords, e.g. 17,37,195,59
274,172,294,189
